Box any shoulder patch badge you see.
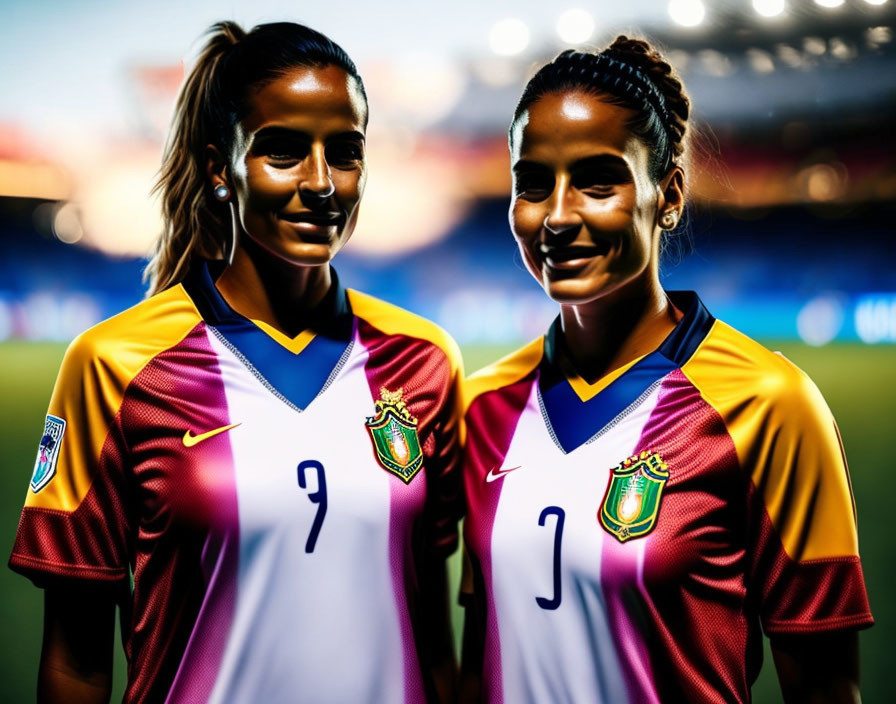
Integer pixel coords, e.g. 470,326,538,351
30,414,67,493
599,450,669,542
365,387,424,484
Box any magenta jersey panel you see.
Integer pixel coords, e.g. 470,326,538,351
119,323,240,703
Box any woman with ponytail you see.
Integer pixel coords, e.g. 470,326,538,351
460,36,871,703
11,21,462,703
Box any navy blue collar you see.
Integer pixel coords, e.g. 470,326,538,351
539,291,715,453
182,260,355,411
184,260,353,341
542,291,713,374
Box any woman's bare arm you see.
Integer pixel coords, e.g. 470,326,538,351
771,630,862,704
38,583,117,704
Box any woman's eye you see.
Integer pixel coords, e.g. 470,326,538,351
326,142,364,167
579,182,615,197
572,165,629,196
261,139,305,165
514,172,553,200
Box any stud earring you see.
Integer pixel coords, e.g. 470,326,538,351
661,212,678,230
214,184,230,201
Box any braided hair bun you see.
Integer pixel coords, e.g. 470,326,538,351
603,36,690,166
511,35,691,181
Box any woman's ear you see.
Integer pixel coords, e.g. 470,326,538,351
206,144,229,196
657,166,684,230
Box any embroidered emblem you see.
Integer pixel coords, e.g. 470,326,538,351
599,450,669,542
365,387,424,484
30,415,66,493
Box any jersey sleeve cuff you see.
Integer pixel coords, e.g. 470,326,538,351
758,554,873,636
9,552,127,586
763,612,874,635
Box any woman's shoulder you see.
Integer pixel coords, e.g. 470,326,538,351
62,284,203,377
346,288,462,373
682,318,830,423
464,337,544,414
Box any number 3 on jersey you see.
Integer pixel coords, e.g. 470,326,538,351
536,506,565,610
297,460,327,553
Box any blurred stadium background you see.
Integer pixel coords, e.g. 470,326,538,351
1,0,894,701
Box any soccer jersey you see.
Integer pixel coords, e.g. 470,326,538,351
462,291,872,704
10,262,463,704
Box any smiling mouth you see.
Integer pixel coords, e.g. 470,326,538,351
279,211,344,242
539,242,611,268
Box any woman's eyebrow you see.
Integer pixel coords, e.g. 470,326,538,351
512,159,550,173
251,126,365,143
252,125,309,140
570,154,630,171
513,154,631,172
327,130,366,144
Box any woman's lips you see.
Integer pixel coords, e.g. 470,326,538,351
539,242,610,269
279,211,344,242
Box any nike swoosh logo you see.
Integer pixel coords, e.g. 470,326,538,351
486,465,521,482
182,423,241,447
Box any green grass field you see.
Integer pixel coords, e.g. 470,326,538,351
1,341,893,702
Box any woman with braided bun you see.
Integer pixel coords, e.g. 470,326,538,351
10,21,463,703
460,36,871,703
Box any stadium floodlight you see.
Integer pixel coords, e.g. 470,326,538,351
813,0,845,8
668,0,706,27
489,18,531,56
862,0,888,6
556,9,596,44
752,0,786,18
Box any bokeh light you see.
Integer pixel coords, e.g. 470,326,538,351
556,9,596,45
855,296,896,344
51,203,83,244
752,0,786,18
746,48,776,73
668,0,706,27
797,296,844,346
489,18,530,56
0,159,71,200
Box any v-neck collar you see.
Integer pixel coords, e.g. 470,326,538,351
538,291,715,454
183,261,355,411
186,260,353,342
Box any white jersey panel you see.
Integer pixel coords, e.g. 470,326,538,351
207,334,410,704
490,379,663,704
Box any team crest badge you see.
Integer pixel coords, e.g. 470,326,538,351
599,450,669,542
365,387,424,484
30,414,66,493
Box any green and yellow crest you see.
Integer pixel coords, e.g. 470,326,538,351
599,450,669,542
365,387,424,484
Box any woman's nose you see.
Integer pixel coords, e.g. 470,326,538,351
299,147,335,207
543,182,580,242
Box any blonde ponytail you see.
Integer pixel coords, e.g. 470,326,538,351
145,21,245,295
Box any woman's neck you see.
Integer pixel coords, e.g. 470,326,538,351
558,278,680,384
214,246,333,337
